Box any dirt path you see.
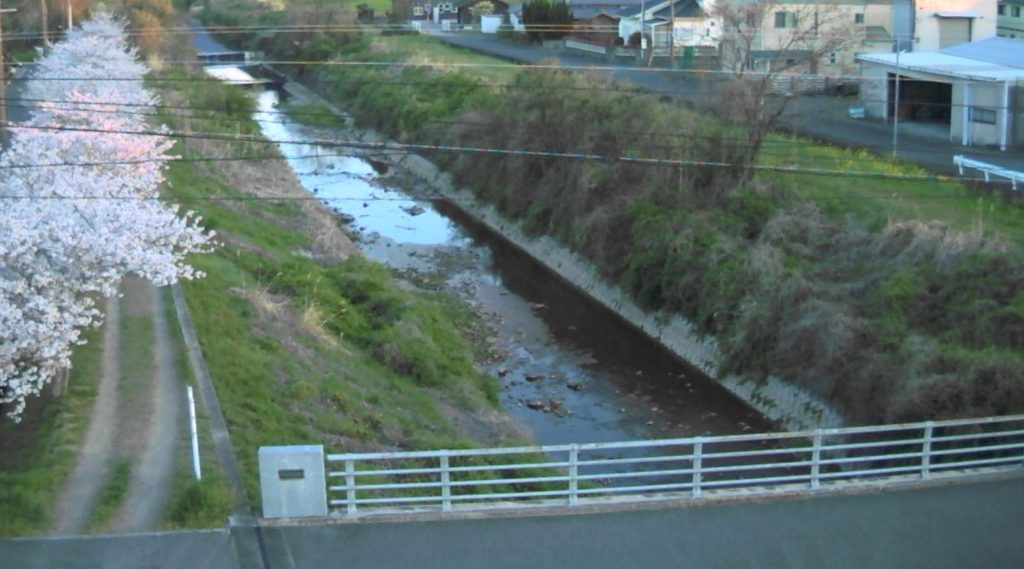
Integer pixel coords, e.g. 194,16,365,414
114,286,182,532
52,295,121,535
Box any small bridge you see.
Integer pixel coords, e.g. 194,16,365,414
199,51,285,89
197,50,260,65
258,414,1024,520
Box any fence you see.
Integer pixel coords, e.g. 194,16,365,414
318,414,1024,516
954,155,1024,190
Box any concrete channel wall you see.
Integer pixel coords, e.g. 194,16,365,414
390,152,845,431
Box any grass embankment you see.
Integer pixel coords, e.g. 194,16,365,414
156,67,506,506
0,327,103,537
199,4,1024,424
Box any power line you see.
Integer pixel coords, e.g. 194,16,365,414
0,120,998,187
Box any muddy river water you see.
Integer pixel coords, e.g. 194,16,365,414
246,86,776,446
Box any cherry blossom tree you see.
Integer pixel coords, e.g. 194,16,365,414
0,14,214,420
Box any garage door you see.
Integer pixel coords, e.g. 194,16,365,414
938,18,972,48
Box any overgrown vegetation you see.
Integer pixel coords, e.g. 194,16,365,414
201,2,1024,423
85,459,133,532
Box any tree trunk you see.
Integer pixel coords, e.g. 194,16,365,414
52,367,70,398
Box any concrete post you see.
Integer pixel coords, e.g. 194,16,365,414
259,445,328,519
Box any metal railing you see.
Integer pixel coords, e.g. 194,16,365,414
954,155,1024,190
324,415,1024,516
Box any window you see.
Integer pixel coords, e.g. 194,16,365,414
1014,6,1022,17
854,13,864,24
970,107,997,125
775,11,796,28
998,3,1005,15
829,52,837,64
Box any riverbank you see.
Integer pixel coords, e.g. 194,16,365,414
275,77,840,430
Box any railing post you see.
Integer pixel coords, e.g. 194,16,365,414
810,430,822,490
345,458,357,515
568,445,579,506
921,422,934,480
692,438,703,498
440,452,452,512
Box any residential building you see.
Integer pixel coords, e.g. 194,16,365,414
898,0,997,50
997,0,1024,38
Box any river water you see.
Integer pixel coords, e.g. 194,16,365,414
247,86,775,447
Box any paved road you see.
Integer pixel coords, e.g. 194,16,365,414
431,32,1024,179
5,474,1022,569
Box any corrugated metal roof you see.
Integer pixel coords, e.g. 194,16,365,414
857,38,1024,82
940,37,1024,69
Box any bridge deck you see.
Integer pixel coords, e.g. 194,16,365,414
3,473,1022,568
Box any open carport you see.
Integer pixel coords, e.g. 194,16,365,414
858,37,1024,150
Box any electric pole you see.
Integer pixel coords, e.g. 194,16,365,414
669,0,675,67
0,0,17,146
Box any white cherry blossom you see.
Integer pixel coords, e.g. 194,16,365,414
0,13,214,420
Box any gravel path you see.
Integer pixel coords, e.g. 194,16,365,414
114,286,182,532
52,296,121,535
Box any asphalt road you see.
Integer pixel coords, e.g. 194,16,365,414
431,32,1024,178
4,474,1022,569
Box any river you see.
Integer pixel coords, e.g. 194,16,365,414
248,85,775,446
189,20,773,447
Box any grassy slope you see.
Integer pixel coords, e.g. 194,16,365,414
158,66,505,505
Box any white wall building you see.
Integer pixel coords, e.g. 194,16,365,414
858,37,1024,150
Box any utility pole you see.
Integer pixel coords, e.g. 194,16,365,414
892,49,905,157
0,0,17,146
67,0,72,31
639,0,645,61
669,0,675,68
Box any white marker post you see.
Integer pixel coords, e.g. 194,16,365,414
187,385,202,481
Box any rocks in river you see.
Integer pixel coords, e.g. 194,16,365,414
524,372,544,382
336,213,356,224
497,367,510,377
401,205,426,216
525,398,569,416
566,380,583,391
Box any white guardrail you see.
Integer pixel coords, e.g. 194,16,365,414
322,415,1024,516
954,155,1024,190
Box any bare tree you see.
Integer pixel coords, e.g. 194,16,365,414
711,0,855,186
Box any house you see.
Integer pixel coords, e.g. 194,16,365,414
457,0,511,24
392,0,459,22
617,0,722,51
997,0,1024,38
713,0,895,78
572,9,626,44
893,0,998,51
857,37,1024,149
393,0,507,23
